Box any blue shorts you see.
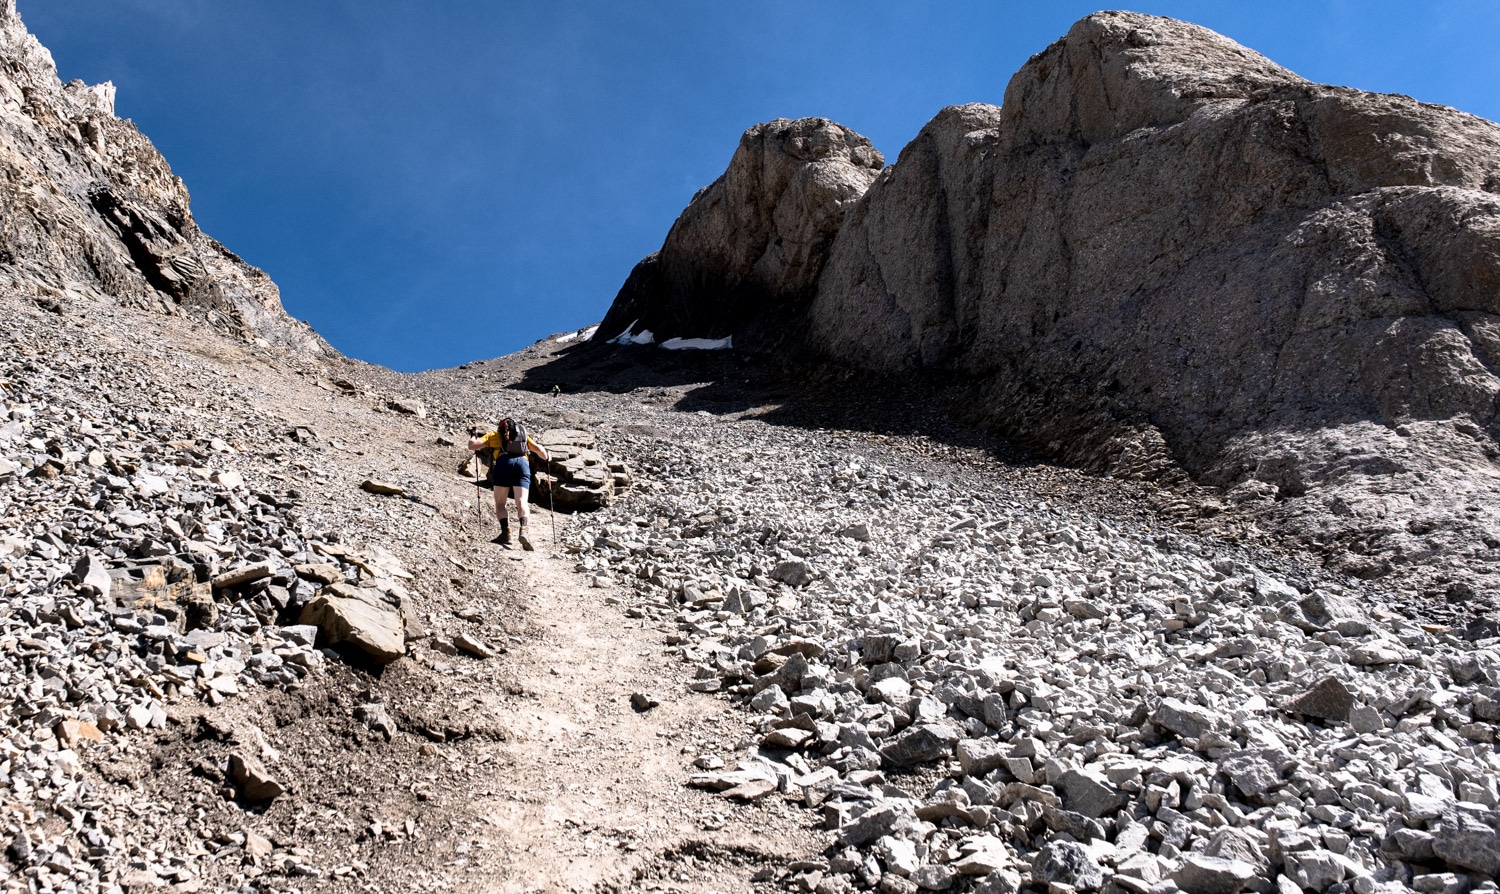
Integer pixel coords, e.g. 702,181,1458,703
490,454,531,490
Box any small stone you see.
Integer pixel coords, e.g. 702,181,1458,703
1283,676,1353,722
211,561,275,590
54,719,103,747
386,397,427,418
750,686,789,713
952,836,1009,876
839,803,917,847
1348,704,1384,733
1031,840,1103,890
1217,749,1288,798
73,552,112,599
956,739,1005,778
299,583,407,663
229,752,285,801
244,831,273,859
838,523,872,542
125,703,154,730
453,632,495,659
630,692,660,711
911,864,955,890
1173,854,1256,894
1154,697,1216,739
721,777,777,802
294,563,344,585
360,478,406,496
763,727,814,749
279,625,320,648
771,560,811,587
1056,768,1128,818
880,721,962,767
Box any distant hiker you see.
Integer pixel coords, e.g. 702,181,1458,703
468,417,549,550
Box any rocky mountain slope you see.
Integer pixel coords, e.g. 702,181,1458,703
0,0,328,355
596,11,1500,604
6,6,1500,894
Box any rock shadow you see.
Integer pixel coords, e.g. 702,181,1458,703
511,341,1034,466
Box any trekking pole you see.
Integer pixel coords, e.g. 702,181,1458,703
474,452,483,520
548,470,557,547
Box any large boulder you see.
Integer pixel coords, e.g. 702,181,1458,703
532,428,631,510
597,117,882,350
601,11,1500,593
0,0,330,355
298,583,407,664
810,11,1500,480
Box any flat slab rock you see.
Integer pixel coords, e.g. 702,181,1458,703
298,582,407,663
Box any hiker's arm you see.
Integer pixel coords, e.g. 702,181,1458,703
529,438,549,463
467,435,487,452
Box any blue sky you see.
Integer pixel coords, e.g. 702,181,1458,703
21,1,1500,372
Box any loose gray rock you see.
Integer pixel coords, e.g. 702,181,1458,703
1031,840,1103,890
1172,854,1256,894
1283,676,1354,722
880,721,962,768
298,583,407,663
228,752,284,802
1055,768,1127,819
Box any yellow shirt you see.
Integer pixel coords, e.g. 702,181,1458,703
481,430,542,457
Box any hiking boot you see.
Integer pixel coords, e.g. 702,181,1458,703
518,529,534,551
494,529,511,546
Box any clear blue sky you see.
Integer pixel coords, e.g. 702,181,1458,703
21,1,1500,372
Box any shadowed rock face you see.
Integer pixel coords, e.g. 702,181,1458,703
0,0,329,355
602,11,1500,587
598,116,883,350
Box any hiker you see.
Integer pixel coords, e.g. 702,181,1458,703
468,417,550,549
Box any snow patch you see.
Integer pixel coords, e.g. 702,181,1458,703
609,321,655,346
660,336,733,351
554,325,600,345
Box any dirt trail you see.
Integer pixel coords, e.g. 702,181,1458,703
410,472,823,893
0,300,825,893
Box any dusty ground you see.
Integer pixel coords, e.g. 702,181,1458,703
3,295,824,894
11,296,1491,894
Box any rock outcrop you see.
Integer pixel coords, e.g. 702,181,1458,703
533,428,631,509
0,0,328,354
809,13,1500,475
597,117,883,350
601,12,1500,591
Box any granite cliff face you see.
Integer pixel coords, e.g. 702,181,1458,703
602,12,1500,589
0,0,328,354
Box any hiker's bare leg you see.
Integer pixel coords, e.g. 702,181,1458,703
492,487,507,524
512,485,534,549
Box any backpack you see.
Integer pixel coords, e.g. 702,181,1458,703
499,417,528,456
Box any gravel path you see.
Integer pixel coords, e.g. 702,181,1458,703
4,298,1500,894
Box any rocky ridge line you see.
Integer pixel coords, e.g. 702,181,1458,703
0,0,329,355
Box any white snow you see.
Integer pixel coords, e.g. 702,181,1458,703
659,336,733,351
554,325,600,345
609,321,655,346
